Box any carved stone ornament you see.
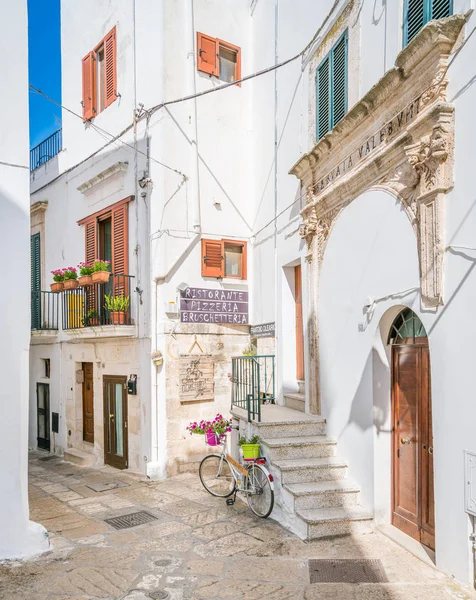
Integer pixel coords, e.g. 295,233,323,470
291,15,464,308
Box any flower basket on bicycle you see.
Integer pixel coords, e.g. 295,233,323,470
241,443,260,460
205,431,225,446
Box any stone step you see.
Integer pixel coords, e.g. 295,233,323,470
296,506,373,540
273,456,348,484
283,480,360,510
63,448,96,467
284,392,305,412
255,417,327,439
261,436,336,461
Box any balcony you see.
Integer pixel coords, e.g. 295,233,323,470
31,291,60,334
62,273,135,339
30,129,62,172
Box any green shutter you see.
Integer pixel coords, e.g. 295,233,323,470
31,233,41,329
404,0,452,46
404,0,425,45
431,0,452,20
316,57,330,140
331,31,348,128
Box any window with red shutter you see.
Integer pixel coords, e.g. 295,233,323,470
201,239,247,279
104,28,117,108
82,52,96,121
197,33,218,76
197,33,241,85
201,239,224,277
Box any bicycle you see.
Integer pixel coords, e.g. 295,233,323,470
199,432,274,518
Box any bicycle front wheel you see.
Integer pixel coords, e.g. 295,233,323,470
199,454,236,498
246,464,274,518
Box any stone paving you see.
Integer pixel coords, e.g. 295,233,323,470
1,453,476,600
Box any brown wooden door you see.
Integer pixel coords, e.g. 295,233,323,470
103,376,128,469
295,264,304,381
392,341,435,550
82,362,94,443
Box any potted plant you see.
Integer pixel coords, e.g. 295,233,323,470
91,259,111,284
105,293,130,325
238,434,261,460
50,269,65,293
186,414,232,446
78,262,94,286
62,267,79,290
82,309,99,327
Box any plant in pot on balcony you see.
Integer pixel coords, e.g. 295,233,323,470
63,267,79,290
78,262,94,286
105,293,130,325
186,414,232,446
91,259,111,284
82,309,99,327
238,434,261,460
50,269,65,293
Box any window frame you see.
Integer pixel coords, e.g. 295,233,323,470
196,32,241,86
201,238,247,280
403,0,453,46
315,29,348,141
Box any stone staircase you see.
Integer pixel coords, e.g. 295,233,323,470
252,408,373,540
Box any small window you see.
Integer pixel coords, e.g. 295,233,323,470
403,0,452,46
197,33,241,85
43,359,51,378
82,27,117,121
316,30,348,141
388,308,427,345
201,239,247,279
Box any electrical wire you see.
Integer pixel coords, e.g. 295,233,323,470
0,159,29,170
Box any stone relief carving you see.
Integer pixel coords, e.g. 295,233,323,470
407,123,449,190
299,206,318,251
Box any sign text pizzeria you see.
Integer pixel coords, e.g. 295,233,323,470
180,287,249,324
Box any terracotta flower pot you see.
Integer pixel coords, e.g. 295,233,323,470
63,279,79,290
50,282,64,293
92,271,110,284
78,275,92,286
110,311,126,325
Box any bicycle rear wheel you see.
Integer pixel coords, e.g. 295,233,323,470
246,464,274,518
199,454,236,498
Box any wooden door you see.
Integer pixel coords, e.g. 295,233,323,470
82,362,94,443
392,341,435,550
37,383,50,451
295,264,304,381
103,376,128,469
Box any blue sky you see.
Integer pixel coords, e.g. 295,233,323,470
28,0,61,148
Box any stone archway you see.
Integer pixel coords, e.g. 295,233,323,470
290,16,464,414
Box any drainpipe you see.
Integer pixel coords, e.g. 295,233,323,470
471,516,476,590
273,0,279,403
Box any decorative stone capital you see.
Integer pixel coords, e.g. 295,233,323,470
299,205,318,251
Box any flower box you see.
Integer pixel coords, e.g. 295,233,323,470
241,444,260,460
63,279,79,290
92,271,110,284
50,282,64,293
78,275,92,286
205,431,225,446
110,311,126,325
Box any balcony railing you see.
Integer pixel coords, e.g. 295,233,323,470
231,355,275,422
62,273,134,330
30,129,62,172
31,291,59,331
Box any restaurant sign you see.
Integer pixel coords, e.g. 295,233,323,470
250,322,275,339
180,287,249,324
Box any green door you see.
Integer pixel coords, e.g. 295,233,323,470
31,233,41,329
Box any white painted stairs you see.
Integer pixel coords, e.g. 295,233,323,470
253,409,373,540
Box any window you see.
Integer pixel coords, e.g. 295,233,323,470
403,0,452,45
316,30,348,141
201,239,247,279
43,359,51,379
82,27,117,121
197,33,241,84
388,308,427,345
78,197,130,275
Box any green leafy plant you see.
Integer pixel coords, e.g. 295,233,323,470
105,293,130,312
63,267,78,280
242,343,256,356
82,309,98,327
238,434,260,446
93,259,110,273
78,262,94,276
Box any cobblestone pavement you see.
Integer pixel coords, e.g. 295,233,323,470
1,453,475,600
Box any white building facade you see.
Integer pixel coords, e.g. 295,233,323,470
28,0,476,588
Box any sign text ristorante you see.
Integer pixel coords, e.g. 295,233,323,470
313,94,424,196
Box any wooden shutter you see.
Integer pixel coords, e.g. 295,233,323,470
404,0,425,44
201,239,224,277
331,31,347,128
85,220,98,265
431,0,452,20
31,233,41,329
316,57,330,140
82,52,96,121
111,203,129,296
197,33,218,76
104,27,117,108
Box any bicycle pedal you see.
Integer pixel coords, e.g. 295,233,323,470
226,498,235,505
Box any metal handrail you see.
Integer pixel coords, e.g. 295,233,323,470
231,355,275,422
30,129,62,171
31,290,59,331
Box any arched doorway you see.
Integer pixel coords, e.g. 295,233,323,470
388,308,435,550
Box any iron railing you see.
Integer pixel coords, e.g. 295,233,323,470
231,355,275,422
30,129,62,171
62,273,134,330
31,291,59,331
